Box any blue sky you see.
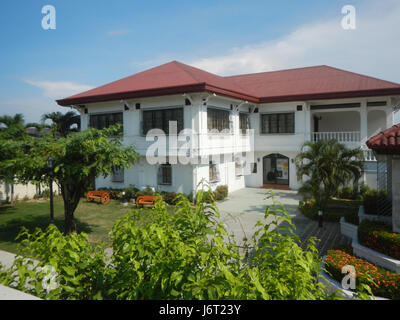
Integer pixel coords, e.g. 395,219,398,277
0,0,399,122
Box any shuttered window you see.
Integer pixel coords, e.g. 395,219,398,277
90,112,123,131
142,108,183,135
158,164,172,185
207,108,230,132
261,113,294,134
112,167,124,183
239,113,250,134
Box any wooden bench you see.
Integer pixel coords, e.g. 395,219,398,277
86,190,111,205
136,195,161,208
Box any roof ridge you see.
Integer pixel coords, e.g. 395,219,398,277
171,61,205,84
226,65,328,78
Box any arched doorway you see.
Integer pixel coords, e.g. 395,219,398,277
263,154,289,186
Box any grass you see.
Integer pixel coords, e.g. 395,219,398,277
0,196,146,254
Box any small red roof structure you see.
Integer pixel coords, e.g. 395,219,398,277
56,61,400,106
366,125,400,154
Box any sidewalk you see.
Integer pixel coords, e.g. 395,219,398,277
0,250,42,300
0,249,17,269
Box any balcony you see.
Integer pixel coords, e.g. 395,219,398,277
311,131,360,144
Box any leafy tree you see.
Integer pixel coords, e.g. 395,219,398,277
0,125,139,234
296,140,364,213
0,113,25,129
41,111,80,137
0,114,32,204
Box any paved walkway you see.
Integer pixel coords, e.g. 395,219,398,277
216,187,350,255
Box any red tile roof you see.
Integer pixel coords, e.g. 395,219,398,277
57,61,400,106
367,125,400,153
227,65,400,103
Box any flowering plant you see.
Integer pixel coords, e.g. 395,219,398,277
324,249,400,299
358,220,400,260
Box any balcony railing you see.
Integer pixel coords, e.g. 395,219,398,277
364,149,377,161
311,131,360,143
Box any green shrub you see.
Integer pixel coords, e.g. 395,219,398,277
343,210,359,225
363,189,390,215
0,225,107,300
142,186,155,196
215,185,228,198
41,189,50,199
325,249,400,299
161,192,177,205
358,220,400,260
123,187,139,201
299,199,359,223
0,191,332,300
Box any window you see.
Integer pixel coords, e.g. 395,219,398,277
142,108,183,135
207,108,230,132
251,163,257,174
90,112,123,131
261,113,294,134
112,167,124,183
209,162,220,183
239,113,250,134
158,164,172,185
235,160,243,177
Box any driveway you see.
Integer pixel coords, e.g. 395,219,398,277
216,187,310,246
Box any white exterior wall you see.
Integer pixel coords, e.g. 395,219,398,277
77,94,399,194
0,182,60,203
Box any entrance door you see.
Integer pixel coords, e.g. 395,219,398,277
263,154,289,185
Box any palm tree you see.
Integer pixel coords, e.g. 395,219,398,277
296,140,364,213
41,111,80,137
0,113,25,130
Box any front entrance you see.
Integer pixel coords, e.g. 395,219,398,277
263,154,289,186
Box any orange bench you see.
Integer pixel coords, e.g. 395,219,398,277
136,195,161,208
86,190,111,205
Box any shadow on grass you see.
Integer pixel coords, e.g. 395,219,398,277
0,205,17,215
0,214,92,246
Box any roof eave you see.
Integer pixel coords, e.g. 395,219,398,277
56,83,207,107
259,87,400,104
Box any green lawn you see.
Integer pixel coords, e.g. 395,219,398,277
0,196,140,254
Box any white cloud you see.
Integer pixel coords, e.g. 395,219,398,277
188,1,400,83
23,80,94,99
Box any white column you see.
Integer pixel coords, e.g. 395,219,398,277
386,104,394,128
360,100,368,146
304,103,311,142
392,157,400,233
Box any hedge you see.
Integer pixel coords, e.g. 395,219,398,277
299,200,359,223
363,190,391,215
324,249,400,299
358,220,400,260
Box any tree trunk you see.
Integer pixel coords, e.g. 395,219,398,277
61,184,82,235
64,208,77,235
10,184,14,205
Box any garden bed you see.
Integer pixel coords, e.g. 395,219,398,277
358,219,400,260
324,248,400,300
299,199,359,223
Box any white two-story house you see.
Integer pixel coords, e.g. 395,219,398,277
57,61,400,194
